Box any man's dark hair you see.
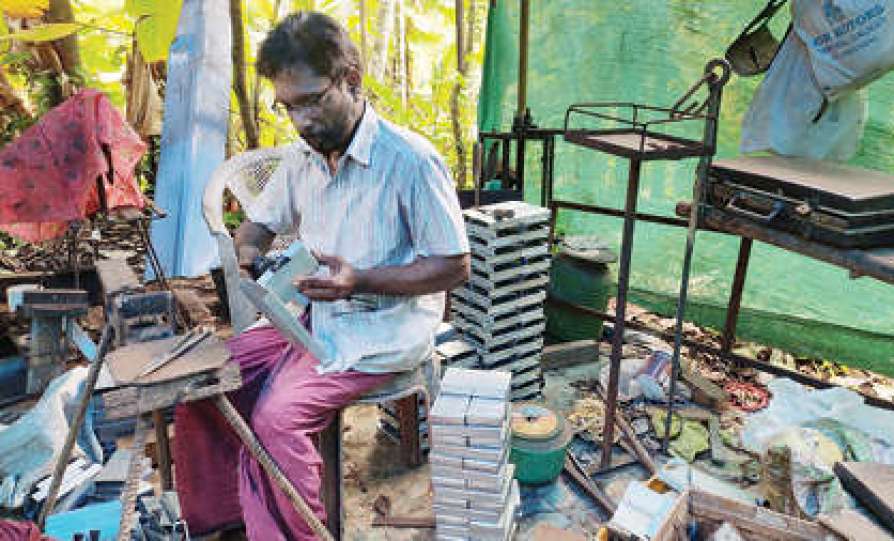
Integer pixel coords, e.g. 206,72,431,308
257,12,361,80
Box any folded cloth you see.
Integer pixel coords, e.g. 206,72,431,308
0,89,146,242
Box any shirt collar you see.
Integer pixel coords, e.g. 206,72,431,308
343,103,377,167
294,103,377,169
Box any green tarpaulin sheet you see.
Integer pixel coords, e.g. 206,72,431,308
478,1,894,375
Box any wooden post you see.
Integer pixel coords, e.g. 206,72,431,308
148,0,233,279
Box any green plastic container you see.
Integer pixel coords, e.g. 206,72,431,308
546,236,616,342
509,403,573,485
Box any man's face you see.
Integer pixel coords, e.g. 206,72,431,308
273,64,360,155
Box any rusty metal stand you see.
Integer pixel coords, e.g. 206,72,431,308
552,60,732,468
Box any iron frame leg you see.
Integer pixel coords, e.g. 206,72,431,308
320,412,343,541
601,159,642,469
722,237,753,367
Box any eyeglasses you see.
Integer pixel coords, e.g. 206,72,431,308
272,79,338,116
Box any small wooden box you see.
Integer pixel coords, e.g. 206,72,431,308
653,490,831,541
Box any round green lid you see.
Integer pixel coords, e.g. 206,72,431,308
512,403,560,441
510,403,573,453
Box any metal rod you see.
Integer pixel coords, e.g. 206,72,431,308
501,139,510,189
37,325,113,528
601,159,642,469
517,0,529,119
551,199,689,228
214,395,334,541
138,218,169,291
515,117,527,195
663,61,729,453
722,237,753,364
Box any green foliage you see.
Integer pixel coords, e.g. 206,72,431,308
0,0,48,19
0,22,81,42
126,0,183,62
224,209,245,230
0,0,487,190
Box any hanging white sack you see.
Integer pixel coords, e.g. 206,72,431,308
793,0,894,100
740,31,868,161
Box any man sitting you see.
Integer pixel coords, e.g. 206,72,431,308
174,11,469,540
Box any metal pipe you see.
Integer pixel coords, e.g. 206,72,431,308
601,159,642,469
722,237,753,363
551,199,689,228
517,0,529,119
215,395,334,541
663,61,729,453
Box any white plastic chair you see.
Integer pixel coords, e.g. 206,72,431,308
201,147,437,539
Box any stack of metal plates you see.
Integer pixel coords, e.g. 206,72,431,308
452,201,551,401
430,368,519,541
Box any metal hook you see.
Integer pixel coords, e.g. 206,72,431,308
669,58,732,119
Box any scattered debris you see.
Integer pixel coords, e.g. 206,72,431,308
724,380,770,412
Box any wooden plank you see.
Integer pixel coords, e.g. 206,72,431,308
94,258,141,297
541,340,599,370
835,462,894,533
106,334,229,385
101,362,241,420
148,0,233,278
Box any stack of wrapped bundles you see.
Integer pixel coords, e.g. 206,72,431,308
429,368,520,541
452,201,551,401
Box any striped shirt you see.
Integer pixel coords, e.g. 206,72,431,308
246,105,469,374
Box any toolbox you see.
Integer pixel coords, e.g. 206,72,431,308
705,155,894,249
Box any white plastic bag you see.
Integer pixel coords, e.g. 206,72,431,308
740,31,868,161
0,367,100,508
793,0,894,100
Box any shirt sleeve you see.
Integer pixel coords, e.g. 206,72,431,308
242,154,300,236
407,152,470,257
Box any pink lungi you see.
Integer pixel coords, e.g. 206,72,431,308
173,325,393,540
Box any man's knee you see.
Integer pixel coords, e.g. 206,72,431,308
250,395,319,444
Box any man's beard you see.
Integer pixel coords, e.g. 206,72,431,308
302,125,345,154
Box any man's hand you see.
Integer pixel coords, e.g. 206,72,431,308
294,253,358,301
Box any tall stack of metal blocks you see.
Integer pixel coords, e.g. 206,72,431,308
452,201,551,401
430,368,519,541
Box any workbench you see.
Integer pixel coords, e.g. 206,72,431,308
702,207,894,363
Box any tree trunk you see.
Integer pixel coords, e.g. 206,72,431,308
46,0,80,81
230,0,259,149
398,0,407,106
450,0,473,188
370,0,396,81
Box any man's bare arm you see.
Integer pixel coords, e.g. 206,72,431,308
296,253,470,301
234,221,276,268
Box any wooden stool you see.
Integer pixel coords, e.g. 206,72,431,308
320,357,438,540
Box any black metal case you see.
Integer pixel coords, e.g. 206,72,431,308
706,156,894,248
